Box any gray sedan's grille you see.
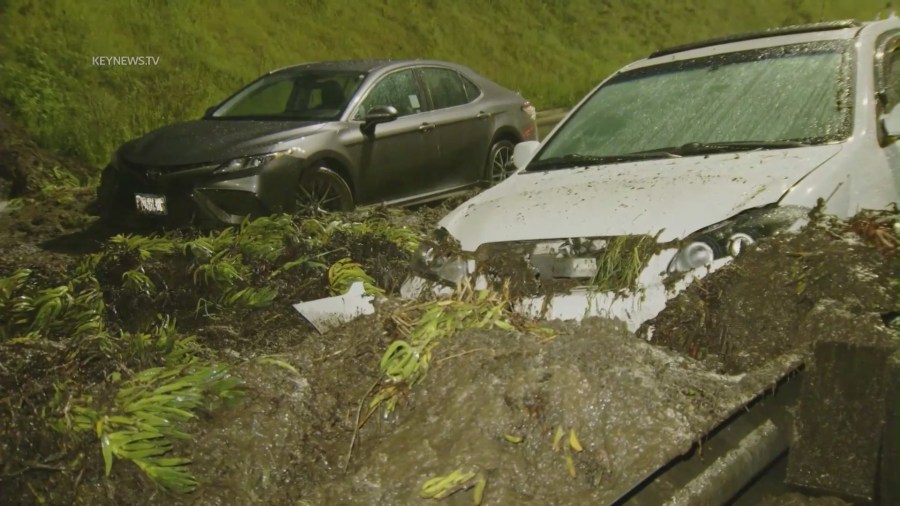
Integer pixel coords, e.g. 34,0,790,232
120,160,217,181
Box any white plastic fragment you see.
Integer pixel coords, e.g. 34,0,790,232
293,281,375,333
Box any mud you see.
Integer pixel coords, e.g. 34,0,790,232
299,319,797,505
644,212,899,374
0,111,93,199
1,125,896,505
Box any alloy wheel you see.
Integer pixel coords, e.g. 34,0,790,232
297,172,349,213
489,143,515,185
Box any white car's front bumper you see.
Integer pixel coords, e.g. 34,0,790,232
400,251,732,332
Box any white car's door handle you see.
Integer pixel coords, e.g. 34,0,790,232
418,123,435,132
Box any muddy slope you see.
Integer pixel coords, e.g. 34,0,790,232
299,319,796,505
1,116,895,506
0,111,93,199
643,211,899,374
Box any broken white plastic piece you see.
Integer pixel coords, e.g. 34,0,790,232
293,281,375,333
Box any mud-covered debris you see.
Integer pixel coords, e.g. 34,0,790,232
644,211,899,373
293,280,376,333
302,318,796,505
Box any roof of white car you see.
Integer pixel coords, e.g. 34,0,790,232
623,16,899,71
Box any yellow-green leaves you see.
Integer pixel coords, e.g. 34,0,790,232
372,283,515,413
503,433,525,444
327,257,383,296
568,429,583,453
472,475,487,505
552,425,585,478
0,269,103,343
552,426,565,452
122,269,155,295
93,363,244,493
110,233,175,261
421,469,485,503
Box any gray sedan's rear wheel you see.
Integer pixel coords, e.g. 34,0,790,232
486,139,516,186
296,165,354,213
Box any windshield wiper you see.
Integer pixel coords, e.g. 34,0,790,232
528,139,815,171
527,151,677,171
631,140,812,157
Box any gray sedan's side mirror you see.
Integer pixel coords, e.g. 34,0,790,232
883,105,900,141
204,106,217,118
512,140,541,170
361,105,399,136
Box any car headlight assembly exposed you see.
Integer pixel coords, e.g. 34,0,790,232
667,206,809,274
214,152,285,175
412,240,471,285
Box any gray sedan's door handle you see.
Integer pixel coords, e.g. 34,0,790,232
418,123,435,132
476,111,490,120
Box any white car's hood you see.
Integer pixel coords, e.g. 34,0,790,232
440,145,842,250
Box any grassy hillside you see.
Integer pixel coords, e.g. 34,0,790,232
0,0,894,167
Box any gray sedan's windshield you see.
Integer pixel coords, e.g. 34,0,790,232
213,71,365,121
531,40,853,170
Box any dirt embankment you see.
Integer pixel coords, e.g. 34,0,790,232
0,117,896,505
0,111,94,201
644,210,899,374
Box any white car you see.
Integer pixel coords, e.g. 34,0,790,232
402,17,900,330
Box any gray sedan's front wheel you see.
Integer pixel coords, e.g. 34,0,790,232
296,165,354,213
485,139,516,186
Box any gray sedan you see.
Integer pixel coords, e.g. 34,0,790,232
97,60,537,226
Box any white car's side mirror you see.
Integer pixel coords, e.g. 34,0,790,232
512,141,541,170
883,105,900,140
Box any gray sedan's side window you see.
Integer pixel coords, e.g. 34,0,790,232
355,70,423,119
422,68,470,109
461,75,482,102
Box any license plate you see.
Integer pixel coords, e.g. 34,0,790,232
134,193,167,215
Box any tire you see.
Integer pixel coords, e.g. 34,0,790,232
96,165,128,226
296,164,354,212
484,139,516,187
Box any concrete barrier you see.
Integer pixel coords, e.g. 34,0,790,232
536,108,568,127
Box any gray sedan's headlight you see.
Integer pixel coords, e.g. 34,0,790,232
412,243,471,284
667,205,808,274
214,152,285,175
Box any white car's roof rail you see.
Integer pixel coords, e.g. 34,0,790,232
648,19,861,59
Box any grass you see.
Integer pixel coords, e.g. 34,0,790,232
0,0,894,168
0,210,430,496
590,235,658,293
72,362,244,493
0,262,234,492
369,281,517,413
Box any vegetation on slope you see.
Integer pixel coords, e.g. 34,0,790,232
0,0,893,167
0,207,432,501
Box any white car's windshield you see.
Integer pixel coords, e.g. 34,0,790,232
531,40,853,170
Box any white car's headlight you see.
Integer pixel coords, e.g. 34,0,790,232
669,241,716,272
412,237,471,285
213,151,286,175
667,206,808,273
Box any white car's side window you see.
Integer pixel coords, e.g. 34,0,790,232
883,45,899,112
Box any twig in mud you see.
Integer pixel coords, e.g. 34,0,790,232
435,347,492,365
344,379,381,472
72,465,85,503
2,461,67,478
537,334,559,344
315,345,351,363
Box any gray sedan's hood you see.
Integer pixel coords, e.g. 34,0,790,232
120,119,328,166
440,145,842,251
